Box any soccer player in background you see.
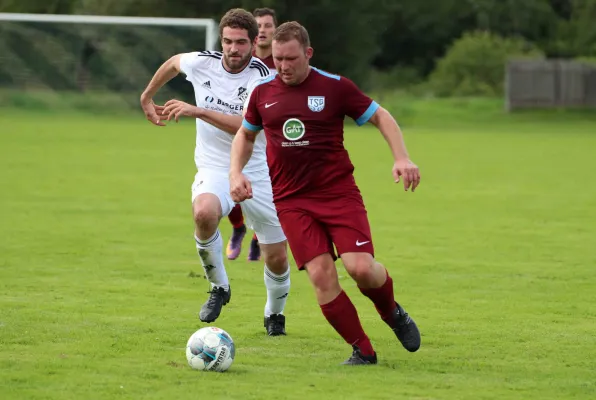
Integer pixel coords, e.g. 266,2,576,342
229,21,422,363
139,9,290,336
253,8,277,69
226,7,278,262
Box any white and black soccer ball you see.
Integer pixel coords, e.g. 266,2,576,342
186,327,235,372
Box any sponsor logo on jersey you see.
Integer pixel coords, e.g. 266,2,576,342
307,96,325,112
282,118,309,147
237,87,248,102
202,95,243,114
283,118,306,141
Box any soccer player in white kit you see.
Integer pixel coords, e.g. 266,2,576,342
139,9,290,336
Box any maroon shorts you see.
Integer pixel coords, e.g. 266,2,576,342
275,192,374,270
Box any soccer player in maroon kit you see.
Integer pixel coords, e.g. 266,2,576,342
229,21,422,365
226,8,278,261
252,8,277,69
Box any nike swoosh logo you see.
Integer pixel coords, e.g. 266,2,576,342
265,102,278,108
356,240,370,246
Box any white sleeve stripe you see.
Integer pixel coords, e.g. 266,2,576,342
250,61,269,77
199,50,222,57
198,54,222,60
250,58,270,76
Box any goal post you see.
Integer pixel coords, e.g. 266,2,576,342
0,13,219,110
0,13,219,51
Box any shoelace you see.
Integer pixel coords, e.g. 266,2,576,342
205,289,224,307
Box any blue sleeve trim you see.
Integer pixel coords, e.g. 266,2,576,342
312,67,341,80
242,118,262,131
259,74,276,85
355,101,380,126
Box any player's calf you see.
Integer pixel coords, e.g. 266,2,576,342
305,254,377,361
260,241,291,334
193,194,231,323
351,261,421,352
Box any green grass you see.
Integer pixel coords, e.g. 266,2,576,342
1,106,595,399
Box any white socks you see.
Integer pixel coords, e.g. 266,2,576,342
195,232,290,314
195,230,229,290
264,265,290,317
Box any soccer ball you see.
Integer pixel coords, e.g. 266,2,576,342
185,327,235,372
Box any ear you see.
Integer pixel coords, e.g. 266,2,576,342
305,46,314,60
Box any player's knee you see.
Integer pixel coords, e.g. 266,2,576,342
344,257,375,285
263,250,288,274
193,205,218,227
313,276,340,295
308,264,339,293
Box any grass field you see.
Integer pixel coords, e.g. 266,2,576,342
1,103,595,399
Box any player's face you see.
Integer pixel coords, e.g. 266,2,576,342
221,27,255,72
255,15,275,49
272,39,313,86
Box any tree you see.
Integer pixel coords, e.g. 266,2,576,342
373,0,477,76
0,0,75,13
551,0,596,57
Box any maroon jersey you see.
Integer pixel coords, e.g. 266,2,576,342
242,67,379,202
253,51,275,70
259,54,275,70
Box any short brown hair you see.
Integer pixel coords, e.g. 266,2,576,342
253,8,278,26
219,8,258,42
273,21,310,48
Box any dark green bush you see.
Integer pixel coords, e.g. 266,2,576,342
429,31,543,97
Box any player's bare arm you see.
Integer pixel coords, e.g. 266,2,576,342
174,78,264,134
162,99,243,135
140,54,183,126
141,53,243,132
368,106,421,192
229,125,259,202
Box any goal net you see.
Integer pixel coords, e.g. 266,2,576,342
0,13,218,110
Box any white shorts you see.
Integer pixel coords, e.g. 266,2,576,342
191,168,286,245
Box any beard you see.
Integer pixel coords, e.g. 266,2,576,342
223,52,251,72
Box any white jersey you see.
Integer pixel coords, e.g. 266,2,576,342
179,51,270,174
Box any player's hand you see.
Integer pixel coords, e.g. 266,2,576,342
163,99,199,123
230,172,253,202
393,159,420,192
140,98,167,126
